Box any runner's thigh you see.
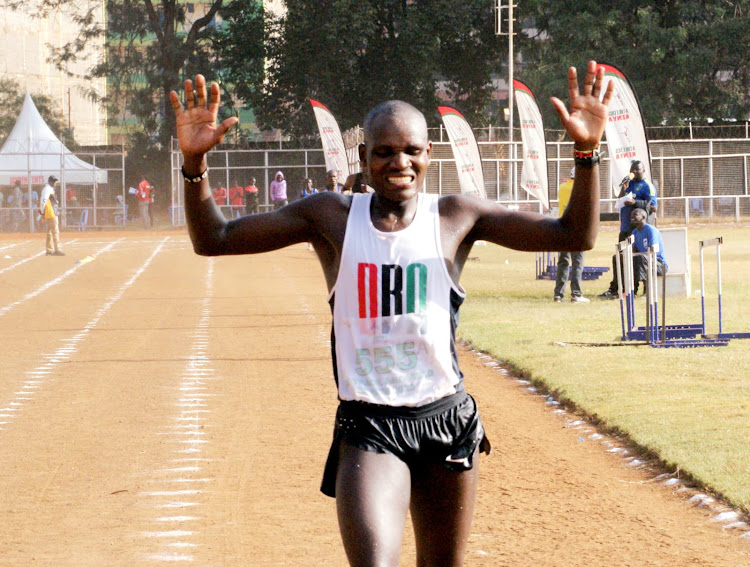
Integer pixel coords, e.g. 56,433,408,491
336,442,411,567
409,460,479,567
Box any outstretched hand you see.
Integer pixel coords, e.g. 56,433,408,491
169,75,238,164
550,61,613,150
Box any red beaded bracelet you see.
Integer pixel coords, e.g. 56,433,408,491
573,147,600,168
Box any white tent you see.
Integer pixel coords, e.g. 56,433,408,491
0,93,107,185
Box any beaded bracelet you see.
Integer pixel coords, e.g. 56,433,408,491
181,165,208,183
573,147,600,168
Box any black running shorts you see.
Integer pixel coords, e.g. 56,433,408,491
321,391,491,497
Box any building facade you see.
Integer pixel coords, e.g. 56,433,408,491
0,3,108,146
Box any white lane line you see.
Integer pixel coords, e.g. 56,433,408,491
0,238,170,434
0,250,46,274
138,258,221,564
0,241,32,252
0,238,124,316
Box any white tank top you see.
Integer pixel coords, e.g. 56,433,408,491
330,192,466,407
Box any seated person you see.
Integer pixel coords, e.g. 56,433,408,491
630,208,668,295
599,160,657,298
602,208,668,298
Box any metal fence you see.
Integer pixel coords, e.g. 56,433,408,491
169,137,750,226
169,143,328,226
0,150,126,232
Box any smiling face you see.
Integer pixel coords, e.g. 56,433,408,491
360,101,432,203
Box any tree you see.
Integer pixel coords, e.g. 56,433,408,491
516,0,750,130
0,78,75,148
4,0,266,195
7,0,265,149
231,0,504,137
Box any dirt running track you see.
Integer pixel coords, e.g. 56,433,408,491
0,232,748,567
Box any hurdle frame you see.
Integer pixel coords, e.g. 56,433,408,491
617,237,703,342
646,244,729,348
700,236,750,340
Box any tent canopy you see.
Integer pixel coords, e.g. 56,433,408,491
0,93,107,185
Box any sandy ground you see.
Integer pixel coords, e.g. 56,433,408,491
0,231,748,566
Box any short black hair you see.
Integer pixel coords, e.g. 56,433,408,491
363,100,427,146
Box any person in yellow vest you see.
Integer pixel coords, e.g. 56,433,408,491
40,175,64,256
553,167,587,302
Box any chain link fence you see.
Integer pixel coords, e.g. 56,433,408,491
0,150,125,233
169,136,750,226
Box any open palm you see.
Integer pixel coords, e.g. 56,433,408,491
550,61,613,149
169,75,238,160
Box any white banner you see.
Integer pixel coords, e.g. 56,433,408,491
513,80,549,210
437,106,486,199
309,99,350,177
598,64,652,196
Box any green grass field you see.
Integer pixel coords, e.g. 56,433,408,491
459,222,750,514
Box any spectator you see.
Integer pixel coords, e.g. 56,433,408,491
229,181,245,218
630,208,668,295
553,167,589,303
299,178,318,198
39,175,64,255
244,177,259,215
137,175,153,229
603,208,668,298
270,171,287,210
213,185,227,206
599,160,657,298
322,169,344,193
10,181,25,230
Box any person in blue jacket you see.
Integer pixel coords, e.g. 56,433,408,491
630,207,668,295
599,160,657,298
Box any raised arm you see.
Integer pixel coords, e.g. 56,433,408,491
169,75,317,255
546,60,613,248
462,61,613,254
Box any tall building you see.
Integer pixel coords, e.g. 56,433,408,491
0,3,108,146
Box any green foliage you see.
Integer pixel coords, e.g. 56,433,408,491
0,78,76,148
516,0,750,129
38,0,264,151
212,0,266,141
242,0,504,137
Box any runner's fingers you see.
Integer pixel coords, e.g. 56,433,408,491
208,82,221,113
590,63,603,98
169,90,183,115
194,74,207,107
185,79,195,109
601,78,615,106
582,68,594,96
567,66,579,101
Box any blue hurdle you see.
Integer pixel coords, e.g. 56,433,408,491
646,243,728,348
700,237,750,340
616,238,705,343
